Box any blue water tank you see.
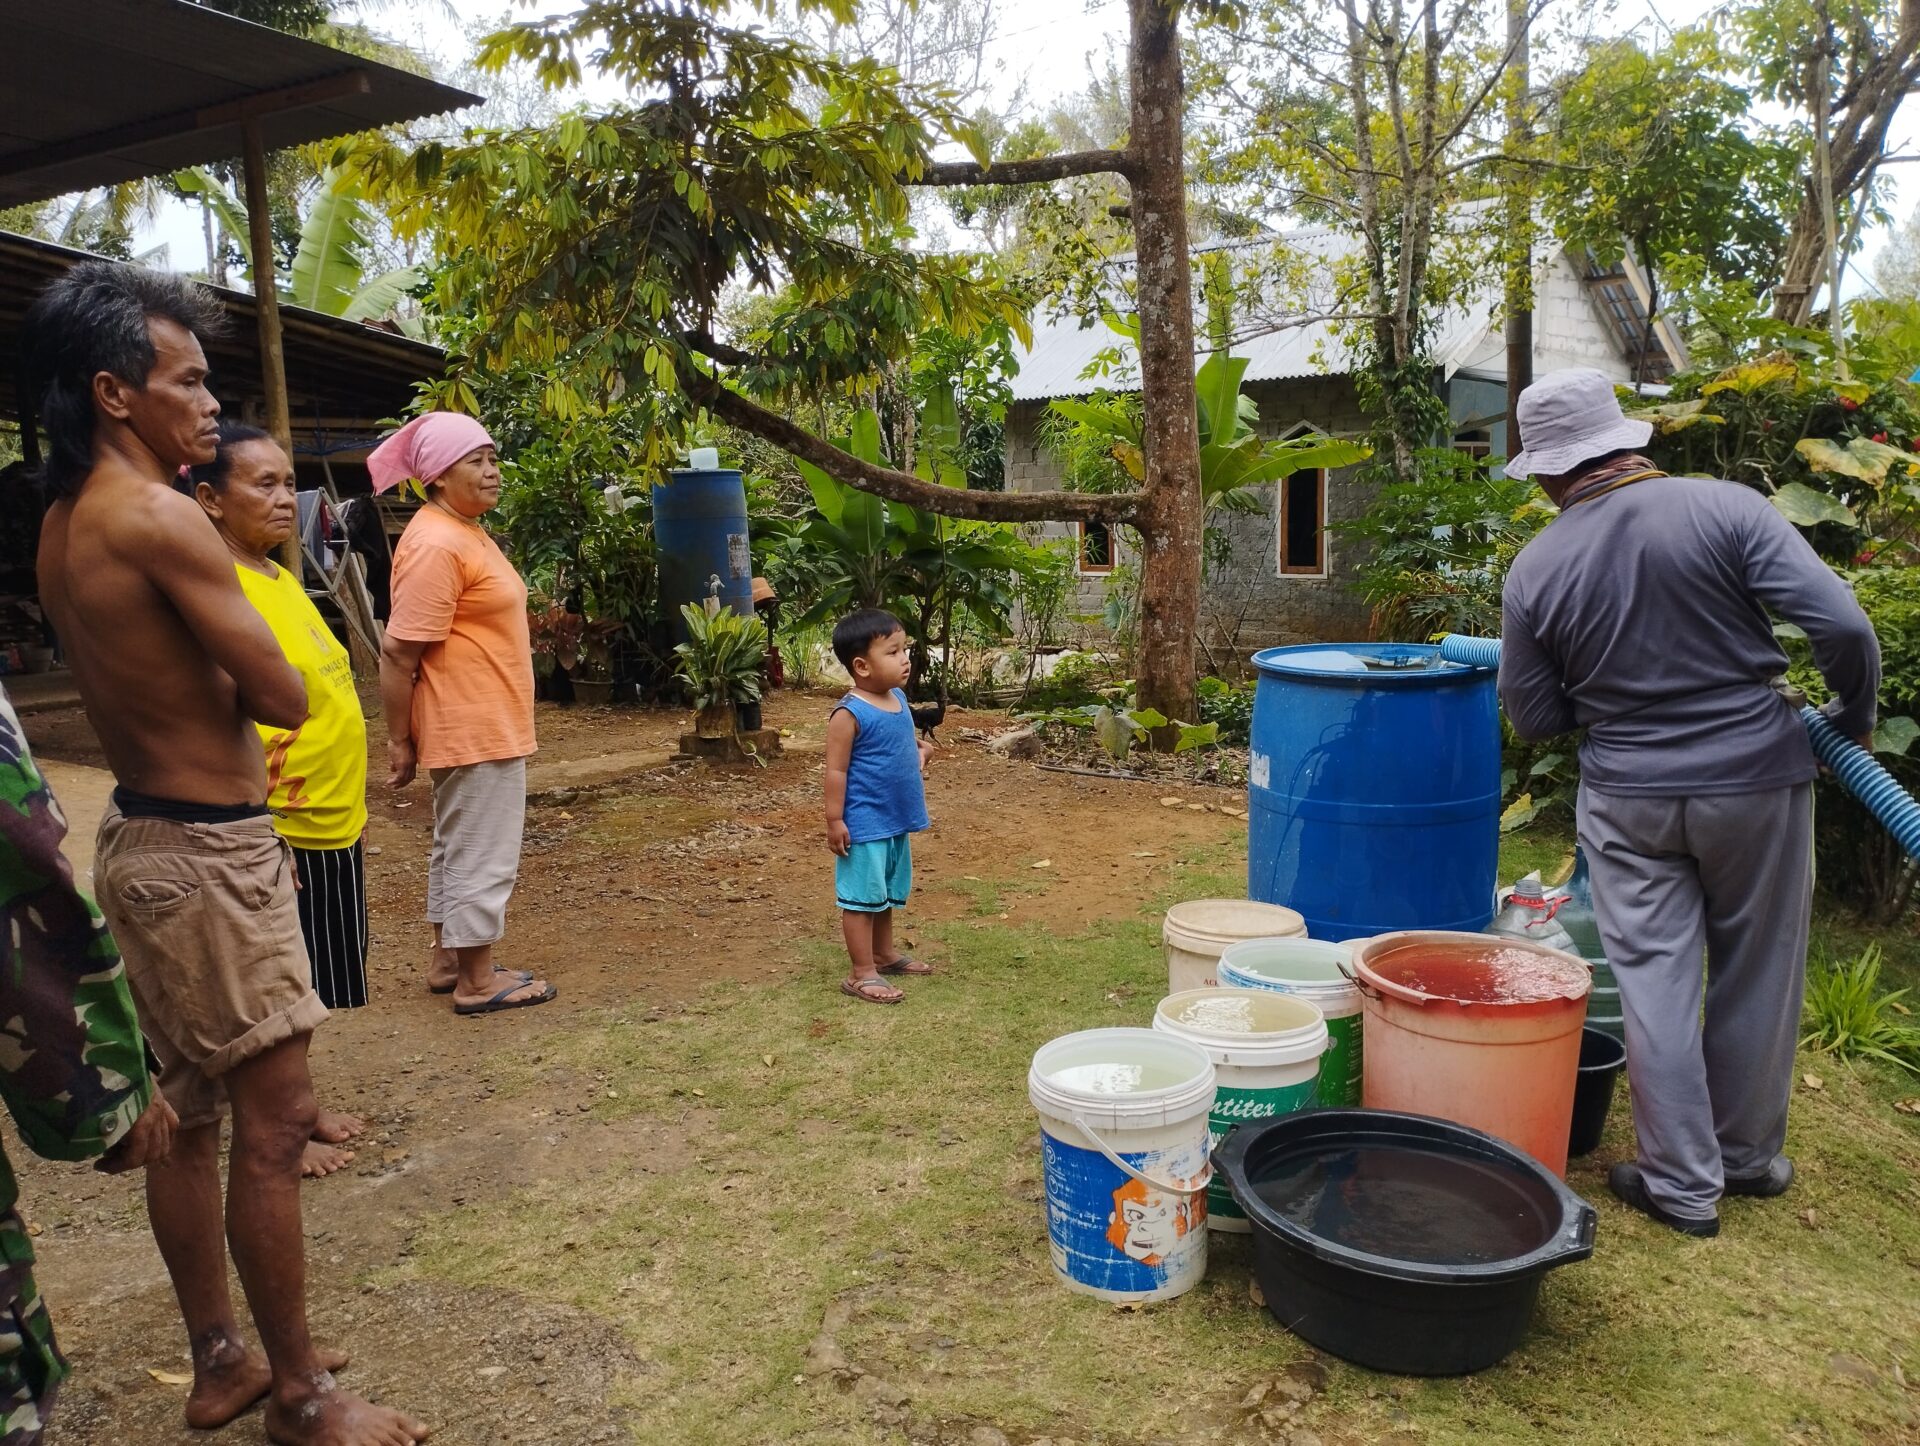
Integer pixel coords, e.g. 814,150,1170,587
1248,643,1500,941
651,469,753,638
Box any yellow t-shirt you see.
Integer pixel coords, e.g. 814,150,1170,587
235,562,369,849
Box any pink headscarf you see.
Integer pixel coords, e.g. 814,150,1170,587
366,412,496,494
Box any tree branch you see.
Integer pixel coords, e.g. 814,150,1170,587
683,329,760,368
911,149,1139,186
687,371,1145,526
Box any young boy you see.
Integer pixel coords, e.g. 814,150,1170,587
825,609,935,1004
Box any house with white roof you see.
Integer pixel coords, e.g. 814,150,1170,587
1003,225,1686,651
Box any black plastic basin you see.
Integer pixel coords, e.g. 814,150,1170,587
1568,1027,1628,1158
1218,1108,1597,1375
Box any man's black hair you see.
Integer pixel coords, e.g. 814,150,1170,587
180,423,276,496
20,261,229,501
832,608,903,671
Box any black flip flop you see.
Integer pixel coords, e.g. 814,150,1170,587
429,968,532,996
454,979,557,1016
877,956,935,976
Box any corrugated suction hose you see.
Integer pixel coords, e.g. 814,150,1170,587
1437,634,1920,862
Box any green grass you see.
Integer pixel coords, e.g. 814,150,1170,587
377,833,1920,1445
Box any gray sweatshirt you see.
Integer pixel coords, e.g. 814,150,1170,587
1500,474,1880,796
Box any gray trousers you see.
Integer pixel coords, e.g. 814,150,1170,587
427,757,527,949
1577,783,1813,1221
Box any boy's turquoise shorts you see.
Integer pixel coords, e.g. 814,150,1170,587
835,834,913,913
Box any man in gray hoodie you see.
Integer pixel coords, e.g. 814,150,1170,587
1499,368,1879,1238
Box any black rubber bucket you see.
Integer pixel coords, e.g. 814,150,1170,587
1568,1027,1628,1158
1218,1109,1597,1375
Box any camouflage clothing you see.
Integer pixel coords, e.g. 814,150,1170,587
0,686,155,1442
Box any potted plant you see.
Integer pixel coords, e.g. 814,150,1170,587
674,603,766,737
528,595,623,705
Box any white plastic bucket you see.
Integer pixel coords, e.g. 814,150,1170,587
1218,937,1363,1107
1162,899,1306,994
1028,1028,1216,1303
1152,988,1327,1232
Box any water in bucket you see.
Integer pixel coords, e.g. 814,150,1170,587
1153,988,1327,1232
1028,1029,1215,1303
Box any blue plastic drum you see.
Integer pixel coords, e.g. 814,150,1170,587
652,468,754,639
1247,643,1500,941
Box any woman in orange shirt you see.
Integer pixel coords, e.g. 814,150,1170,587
373,414,555,1016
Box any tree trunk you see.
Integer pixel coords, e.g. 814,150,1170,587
1771,190,1828,326
1126,0,1203,727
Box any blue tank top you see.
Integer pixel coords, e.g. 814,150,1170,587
834,689,930,844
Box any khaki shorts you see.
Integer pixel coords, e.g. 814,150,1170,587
95,807,328,1129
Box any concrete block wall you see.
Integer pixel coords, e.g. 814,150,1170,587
1005,373,1378,653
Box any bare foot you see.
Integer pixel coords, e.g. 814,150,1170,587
302,1140,356,1178
266,1376,430,1445
185,1343,350,1429
313,1110,366,1144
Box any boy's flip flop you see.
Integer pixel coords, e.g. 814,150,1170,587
878,956,934,975
455,979,558,1016
842,976,904,1004
430,967,532,996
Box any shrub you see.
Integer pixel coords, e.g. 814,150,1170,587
1785,565,1920,921
1195,675,1255,745
1023,651,1122,711
1800,944,1920,1074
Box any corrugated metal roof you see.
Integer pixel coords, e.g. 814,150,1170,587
0,0,480,207
1007,224,1501,402
0,229,444,425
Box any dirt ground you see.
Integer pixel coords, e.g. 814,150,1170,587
15,690,1243,1445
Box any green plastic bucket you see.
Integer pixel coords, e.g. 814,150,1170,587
1153,988,1327,1232
1218,938,1362,1107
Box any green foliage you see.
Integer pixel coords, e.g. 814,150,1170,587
1023,699,1219,764
189,0,327,34
1783,564,1920,920
173,167,422,324
340,0,1027,473
1046,344,1368,509
673,604,767,712
759,405,1056,681
1021,651,1122,711
1635,340,1920,564
1800,944,1920,1074
1194,675,1255,745
1540,32,1799,320
1343,447,1548,640
1498,738,1579,835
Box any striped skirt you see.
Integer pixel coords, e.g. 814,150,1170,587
292,840,369,1011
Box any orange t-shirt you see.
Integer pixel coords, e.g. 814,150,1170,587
386,506,536,769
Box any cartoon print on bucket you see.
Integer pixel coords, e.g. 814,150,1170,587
1039,1131,1209,1296
1029,1028,1217,1303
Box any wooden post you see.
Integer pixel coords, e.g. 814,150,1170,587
240,117,301,579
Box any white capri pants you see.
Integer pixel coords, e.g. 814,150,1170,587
427,757,527,949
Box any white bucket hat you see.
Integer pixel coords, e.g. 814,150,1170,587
1505,368,1653,480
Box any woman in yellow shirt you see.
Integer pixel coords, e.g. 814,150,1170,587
185,426,369,1178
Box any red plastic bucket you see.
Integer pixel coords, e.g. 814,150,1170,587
1350,931,1590,1177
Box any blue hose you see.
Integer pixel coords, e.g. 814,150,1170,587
1438,634,1920,862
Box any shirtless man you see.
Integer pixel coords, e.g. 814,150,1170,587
24,261,429,1445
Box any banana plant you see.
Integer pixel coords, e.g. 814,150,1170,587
173,167,421,323
1050,350,1371,513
